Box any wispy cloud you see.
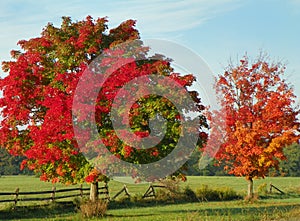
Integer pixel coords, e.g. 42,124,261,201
289,0,300,4
89,0,242,36
0,0,242,35
0,0,241,63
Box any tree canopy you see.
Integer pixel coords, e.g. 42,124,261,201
0,16,207,184
212,55,300,196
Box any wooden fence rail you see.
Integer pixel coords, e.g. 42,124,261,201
112,184,131,200
0,183,167,205
0,184,109,205
142,184,166,199
269,183,285,194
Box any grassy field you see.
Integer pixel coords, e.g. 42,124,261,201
1,175,299,199
0,175,299,220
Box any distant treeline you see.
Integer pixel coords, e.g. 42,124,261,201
1,143,299,177
0,148,33,176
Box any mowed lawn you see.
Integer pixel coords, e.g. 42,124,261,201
1,175,299,194
0,175,299,220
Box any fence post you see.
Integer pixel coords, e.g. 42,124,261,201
14,188,19,206
105,182,110,200
269,182,272,193
151,185,156,198
80,184,83,198
124,185,130,197
51,187,56,202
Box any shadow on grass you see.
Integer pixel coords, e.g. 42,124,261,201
0,201,76,220
108,198,195,210
171,204,300,217
107,197,240,210
1,198,299,220
259,193,300,200
107,202,300,220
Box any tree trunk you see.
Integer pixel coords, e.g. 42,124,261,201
90,182,99,202
247,178,254,198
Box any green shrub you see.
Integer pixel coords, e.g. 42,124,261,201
217,187,241,200
257,183,268,195
196,185,219,201
196,185,241,201
159,178,181,194
155,178,182,202
155,188,174,202
183,186,198,202
79,199,108,218
130,194,143,203
73,196,83,209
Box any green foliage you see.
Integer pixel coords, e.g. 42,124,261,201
182,186,198,202
144,179,199,203
196,185,219,201
217,187,241,201
155,188,175,202
0,148,33,175
279,143,300,177
129,193,143,203
257,183,268,195
72,196,83,210
185,149,230,176
196,185,241,201
155,178,181,202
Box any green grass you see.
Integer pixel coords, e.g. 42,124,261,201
0,175,299,220
108,176,300,199
1,199,299,221
0,175,89,192
104,201,300,221
0,175,299,196
0,176,91,207
179,176,300,195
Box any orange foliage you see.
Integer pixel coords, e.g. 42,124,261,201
212,55,300,180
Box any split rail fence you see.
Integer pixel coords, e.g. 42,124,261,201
0,183,166,206
0,184,109,206
0,182,286,206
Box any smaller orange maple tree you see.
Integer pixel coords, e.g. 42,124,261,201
213,54,299,197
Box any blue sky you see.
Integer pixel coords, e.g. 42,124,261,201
0,0,299,105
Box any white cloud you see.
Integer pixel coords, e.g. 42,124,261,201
89,0,242,36
289,0,300,4
287,0,300,14
0,0,242,66
0,0,242,35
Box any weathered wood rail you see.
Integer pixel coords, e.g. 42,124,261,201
0,182,169,205
269,183,285,194
0,184,109,205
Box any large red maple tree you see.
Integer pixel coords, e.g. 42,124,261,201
0,16,207,198
213,55,299,197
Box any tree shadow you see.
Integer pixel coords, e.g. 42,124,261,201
0,201,76,220
1,199,299,220
156,204,300,218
